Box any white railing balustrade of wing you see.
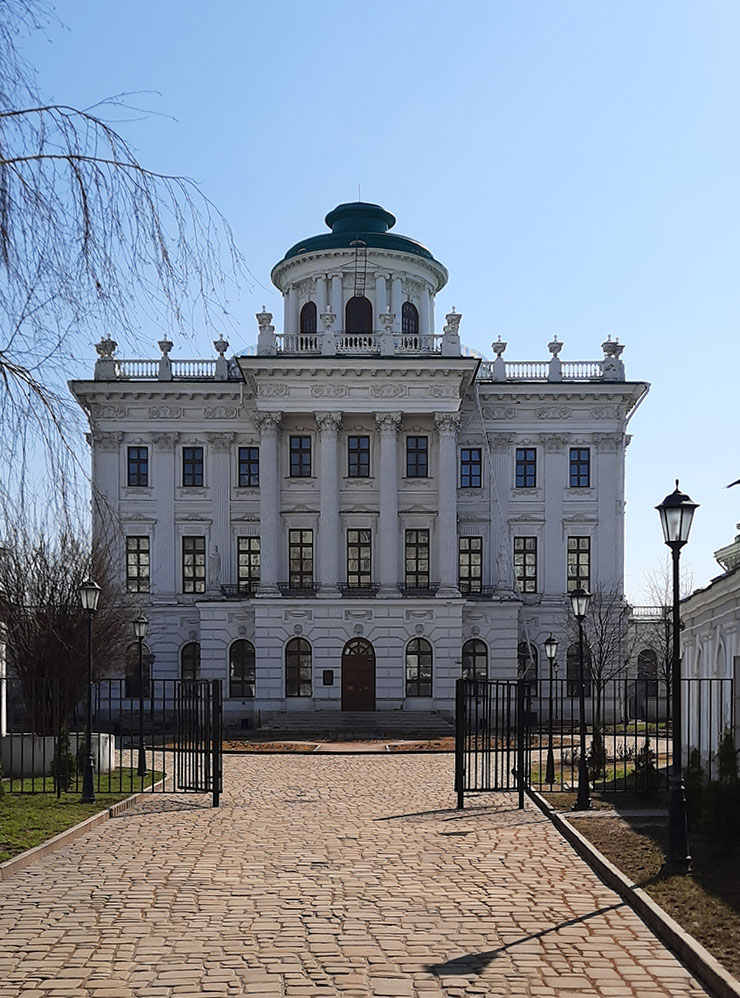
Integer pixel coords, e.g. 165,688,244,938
336,333,379,354
505,361,549,380
116,359,159,379
172,359,217,378
277,333,321,354
394,333,442,354
562,361,602,380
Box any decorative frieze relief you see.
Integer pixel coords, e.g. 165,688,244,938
429,384,459,398
480,405,515,420
370,384,407,399
536,406,571,420
257,383,289,397
405,609,433,620
591,405,625,419
284,610,313,620
204,405,240,419
148,406,183,419
151,431,179,450
91,404,127,419
206,432,235,452
344,609,373,620
310,384,349,398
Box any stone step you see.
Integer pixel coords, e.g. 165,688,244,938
256,710,454,739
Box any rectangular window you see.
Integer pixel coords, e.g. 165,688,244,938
513,536,537,593
567,536,591,591
237,537,260,593
458,536,483,594
460,448,482,488
515,448,536,488
182,536,206,594
289,436,312,477
347,435,370,478
288,528,314,588
569,448,590,488
346,529,372,588
182,447,204,487
406,436,429,478
127,446,149,487
238,446,260,487
404,529,430,589
126,536,150,593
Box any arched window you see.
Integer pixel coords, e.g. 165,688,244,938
345,296,372,334
401,301,419,336
517,641,538,695
286,637,312,697
229,639,256,698
637,648,658,697
566,642,592,697
181,641,201,681
462,639,488,681
300,301,317,334
406,638,432,697
124,641,152,698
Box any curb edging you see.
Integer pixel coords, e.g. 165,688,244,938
528,789,740,998
0,778,165,882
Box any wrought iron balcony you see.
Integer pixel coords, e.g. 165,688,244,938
459,584,495,600
277,581,318,597
400,583,439,598
219,583,259,599
339,583,380,598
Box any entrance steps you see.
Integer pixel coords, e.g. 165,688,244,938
257,710,454,740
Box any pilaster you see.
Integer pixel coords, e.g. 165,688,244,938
151,432,178,594
316,411,342,596
376,412,402,595
207,432,234,590
435,413,461,597
542,433,567,593
255,412,282,595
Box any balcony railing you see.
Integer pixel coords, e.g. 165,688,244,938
339,584,380,598
477,360,604,382
400,583,439,598
220,583,259,599
277,581,319,597
459,584,495,600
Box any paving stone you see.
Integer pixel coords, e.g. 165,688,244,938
0,755,714,997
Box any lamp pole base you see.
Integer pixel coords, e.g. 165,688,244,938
80,755,96,803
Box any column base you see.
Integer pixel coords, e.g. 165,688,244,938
256,584,281,598
436,586,461,599
317,585,340,599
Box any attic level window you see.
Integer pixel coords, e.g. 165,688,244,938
127,446,149,487
402,301,419,336
345,296,372,334
300,301,317,334
289,436,312,477
183,447,204,487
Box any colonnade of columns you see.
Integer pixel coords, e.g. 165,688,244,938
256,409,461,596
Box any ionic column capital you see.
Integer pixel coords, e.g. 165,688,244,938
375,412,402,435
254,411,282,435
434,413,461,437
315,411,343,436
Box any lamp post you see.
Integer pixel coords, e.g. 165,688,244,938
79,579,101,803
544,633,558,785
134,615,148,778
656,481,698,874
569,586,592,811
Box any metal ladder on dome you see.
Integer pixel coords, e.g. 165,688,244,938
350,237,367,298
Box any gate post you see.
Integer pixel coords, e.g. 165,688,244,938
455,678,465,810
517,675,525,810
211,679,222,808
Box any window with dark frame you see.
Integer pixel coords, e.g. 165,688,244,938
515,447,536,488
237,537,260,593
300,301,317,334
229,640,256,698
127,446,149,487
288,528,313,588
406,638,433,697
567,536,591,591
126,536,150,593
347,435,370,478
289,436,312,477
182,536,206,594
460,447,482,488
458,536,483,594
404,529,430,589
406,436,428,477
569,447,591,488
345,295,373,333
513,536,537,593
182,446,204,487
285,637,312,697
401,301,419,336
238,446,260,487
181,641,201,681
346,529,372,588
462,639,488,681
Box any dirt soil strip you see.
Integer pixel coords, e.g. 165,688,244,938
528,789,740,998
0,778,165,882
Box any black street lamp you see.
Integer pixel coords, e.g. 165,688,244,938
134,615,148,779
79,578,101,803
544,633,558,785
656,481,698,874
569,586,592,811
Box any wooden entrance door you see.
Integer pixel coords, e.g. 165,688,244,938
341,639,376,711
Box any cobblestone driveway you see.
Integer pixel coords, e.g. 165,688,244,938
0,755,709,997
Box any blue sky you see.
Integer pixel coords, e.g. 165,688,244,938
21,1,740,599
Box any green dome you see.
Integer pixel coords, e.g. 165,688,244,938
276,202,440,265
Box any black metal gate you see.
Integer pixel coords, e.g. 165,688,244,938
1,676,223,806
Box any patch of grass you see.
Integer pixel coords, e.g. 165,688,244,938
566,809,740,981
0,769,162,863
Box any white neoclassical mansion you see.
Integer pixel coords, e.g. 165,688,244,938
70,201,649,723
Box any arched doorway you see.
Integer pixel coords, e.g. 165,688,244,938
341,638,375,711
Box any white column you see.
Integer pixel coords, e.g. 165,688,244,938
374,273,388,319
420,289,433,335
376,412,402,595
315,274,328,312
316,411,342,596
331,275,343,334
435,414,461,596
151,431,178,594
391,278,403,333
489,433,515,591
595,433,621,589
542,433,567,594
285,286,299,334
206,432,234,591
255,412,281,595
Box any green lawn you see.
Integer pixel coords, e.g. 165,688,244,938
0,770,162,863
